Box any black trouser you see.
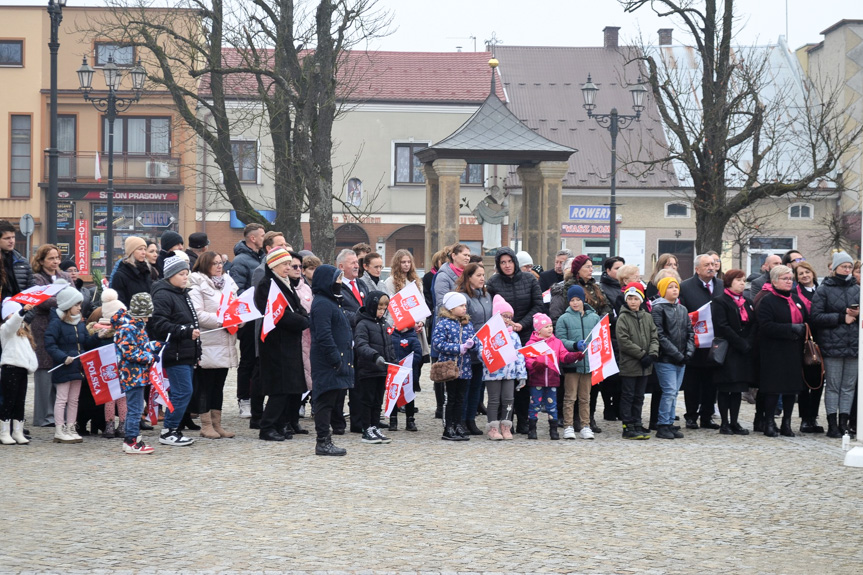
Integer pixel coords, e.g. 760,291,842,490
648,374,662,427
683,366,717,421
764,393,796,422
236,323,257,401
198,368,228,412
261,392,302,433
602,373,621,419
717,391,742,425
444,379,467,427
331,389,347,432
356,376,385,431
798,366,824,420
314,389,341,438
250,363,264,422
76,375,105,433
619,376,648,426
0,365,28,421
514,384,530,425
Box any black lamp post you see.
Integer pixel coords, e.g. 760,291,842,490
581,74,647,255
46,0,67,246
77,55,146,274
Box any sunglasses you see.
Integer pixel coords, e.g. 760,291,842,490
290,264,302,269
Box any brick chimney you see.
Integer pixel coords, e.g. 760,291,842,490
603,26,620,49
658,28,673,46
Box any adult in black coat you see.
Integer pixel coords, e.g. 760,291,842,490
678,254,725,429
710,269,757,435
538,249,572,292
309,264,354,456
353,291,397,440
756,265,807,437
792,261,824,433
335,248,369,434
0,220,34,300
111,236,154,307
254,251,310,442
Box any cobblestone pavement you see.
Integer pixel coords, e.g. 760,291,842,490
2,371,862,575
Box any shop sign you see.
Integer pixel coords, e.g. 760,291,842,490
137,211,174,228
59,190,179,202
57,202,74,230
569,205,610,221
76,220,90,274
561,223,611,238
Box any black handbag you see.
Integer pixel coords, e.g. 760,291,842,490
707,337,729,365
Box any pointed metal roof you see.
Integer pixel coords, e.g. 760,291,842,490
414,65,577,166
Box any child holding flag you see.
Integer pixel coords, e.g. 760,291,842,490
0,300,37,445
353,291,396,444
481,295,527,440
114,293,164,454
431,292,476,441
524,313,583,440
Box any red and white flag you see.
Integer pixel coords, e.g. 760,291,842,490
80,344,125,406
216,283,236,324
387,282,431,331
542,288,552,304
261,279,289,342
476,313,518,373
148,355,174,414
688,302,714,348
519,339,560,374
383,354,413,417
10,283,66,306
220,286,261,334
587,314,619,385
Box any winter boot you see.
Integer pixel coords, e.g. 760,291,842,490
655,424,676,439
65,424,83,443
589,417,603,434
826,413,841,438
389,415,398,431
500,420,514,440
53,424,75,444
753,413,764,433
780,413,795,437
809,418,825,434
839,413,852,436
405,417,418,432
454,422,471,440
442,424,460,441
211,410,235,438
622,423,642,440
465,419,483,436
115,420,125,438
198,412,221,439
763,418,779,438
102,419,115,439
315,434,346,456
549,420,560,440
11,420,29,444
527,419,538,440
487,421,502,441
0,420,14,445
516,419,530,435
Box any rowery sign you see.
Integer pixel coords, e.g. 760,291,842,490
569,205,610,221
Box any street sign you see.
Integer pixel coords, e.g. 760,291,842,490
19,214,35,237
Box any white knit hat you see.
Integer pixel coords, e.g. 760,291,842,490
442,291,467,310
1,297,21,321
55,280,83,312
100,288,126,320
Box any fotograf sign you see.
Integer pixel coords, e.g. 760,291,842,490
569,205,610,221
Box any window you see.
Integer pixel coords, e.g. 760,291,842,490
10,115,31,197
748,236,795,276
104,117,170,155
460,163,484,185
0,40,23,66
394,143,427,184
665,202,690,218
789,203,813,220
231,141,258,183
58,115,76,179
95,42,134,66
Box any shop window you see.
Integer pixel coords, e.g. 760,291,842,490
789,203,813,220
231,141,259,183
0,40,23,66
665,202,690,218
95,42,134,66
10,115,31,197
104,116,170,155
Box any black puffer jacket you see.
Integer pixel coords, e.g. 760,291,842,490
599,271,621,310
229,241,264,293
486,247,543,345
650,297,695,365
2,249,34,299
353,291,397,380
111,259,153,307
811,275,860,357
148,279,202,367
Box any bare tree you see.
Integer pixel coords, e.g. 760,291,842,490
724,206,776,269
814,207,861,258
622,0,863,254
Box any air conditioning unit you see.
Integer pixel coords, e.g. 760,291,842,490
146,161,171,179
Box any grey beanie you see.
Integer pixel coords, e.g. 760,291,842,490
55,280,84,312
832,251,854,270
163,255,190,279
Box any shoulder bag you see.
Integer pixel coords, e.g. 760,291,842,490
802,323,824,390
707,337,729,366
430,324,462,383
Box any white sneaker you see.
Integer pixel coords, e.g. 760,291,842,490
65,424,83,443
580,426,595,440
238,399,252,419
563,426,576,440
159,428,195,446
123,436,155,454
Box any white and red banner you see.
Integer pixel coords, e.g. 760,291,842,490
476,313,519,373
261,279,289,342
587,314,619,385
688,302,715,348
218,285,261,335
95,153,102,182
388,282,431,331
79,344,125,406
519,339,560,375
148,356,174,415
542,288,552,304
383,353,414,417
75,219,90,274
10,283,67,306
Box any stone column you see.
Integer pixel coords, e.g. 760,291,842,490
516,164,544,267
423,163,440,270
538,161,569,270
423,159,466,269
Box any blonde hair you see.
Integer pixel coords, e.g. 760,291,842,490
649,254,678,284
616,265,641,287
389,249,420,294
652,268,681,284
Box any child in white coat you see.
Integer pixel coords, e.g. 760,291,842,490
0,299,39,445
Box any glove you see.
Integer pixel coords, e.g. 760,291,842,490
639,354,654,368
459,343,471,355
791,324,805,338
573,351,585,362
516,379,527,391
576,340,587,352
463,338,475,350
375,356,387,369
64,356,75,365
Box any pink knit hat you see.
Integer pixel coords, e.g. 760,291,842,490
533,313,552,330
492,294,513,316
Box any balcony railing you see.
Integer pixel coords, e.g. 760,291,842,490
43,151,182,185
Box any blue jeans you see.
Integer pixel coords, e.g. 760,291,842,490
654,362,685,425
463,362,485,421
124,386,146,441
164,364,194,429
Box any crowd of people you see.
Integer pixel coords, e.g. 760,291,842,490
0,217,858,456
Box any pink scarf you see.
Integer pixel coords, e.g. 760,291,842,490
724,288,749,323
451,264,464,277
795,284,813,313
763,283,803,324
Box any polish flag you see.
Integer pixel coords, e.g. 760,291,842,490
10,283,67,306
220,286,262,334
216,283,235,323
688,302,715,348
475,313,518,373
397,352,416,408
148,354,174,414
388,282,431,331
587,314,619,385
519,339,560,374
542,289,552,304
261,279,289,342
80,344,125,406
383,353,413,417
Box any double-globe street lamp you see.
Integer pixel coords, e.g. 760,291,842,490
581,74,647,256
76,55,146,275
46,0,67,246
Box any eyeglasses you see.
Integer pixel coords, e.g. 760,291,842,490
291,264,302,269
213,261,223,266
792,257,805,263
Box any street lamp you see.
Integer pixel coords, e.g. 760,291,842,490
46,0,68,246
77,54,146,274
581,74,647,255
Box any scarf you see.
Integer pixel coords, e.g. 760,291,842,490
763,283,803,324
212,274,225,290
724,288,749,323
450,264,464,278
795,284,813,313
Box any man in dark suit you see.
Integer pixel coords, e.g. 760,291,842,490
334,248,368,435
678,253,725,429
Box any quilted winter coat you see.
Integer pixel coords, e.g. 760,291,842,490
309,265,355,400
188,272,239,370
431,306,475,381
113,309,164,392
486,247,544,345
810,275,860,358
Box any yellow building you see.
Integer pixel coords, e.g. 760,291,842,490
0,5,198,276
